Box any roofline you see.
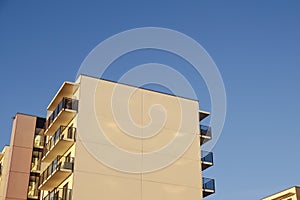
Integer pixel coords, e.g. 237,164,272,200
15,112,45,119
261,186,300,199
78,74,199,102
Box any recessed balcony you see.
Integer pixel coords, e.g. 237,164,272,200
28,174,40,199
44,98,78,136
38,156,74,191
202,177,215,198
43,188,72,200
28,183,39,199
33,135,44,149
31,158,41,173
201,151,214,171
200,125,212,145
42,126,76,163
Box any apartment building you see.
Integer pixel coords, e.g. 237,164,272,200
0,74,215,200
262,186,300,200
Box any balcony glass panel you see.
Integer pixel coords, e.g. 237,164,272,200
201,151,214,171
202,177,215,197
201,151,213,163
200,125,212,145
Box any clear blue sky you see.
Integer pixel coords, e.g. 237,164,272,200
0,1,300,199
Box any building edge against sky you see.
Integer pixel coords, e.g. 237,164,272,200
261,186,300,200
0,74,215,200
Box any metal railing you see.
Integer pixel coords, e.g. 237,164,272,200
46,98,78,130
43,188,72,200
43,126,76,157
202,177,215,191
39,156,74,187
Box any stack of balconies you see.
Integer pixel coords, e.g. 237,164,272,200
38,96,78,193
199,110,215,198
28,122,45,200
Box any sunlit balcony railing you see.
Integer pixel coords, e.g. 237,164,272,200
38,156,74,191
42,126,76,163
44,97,78,136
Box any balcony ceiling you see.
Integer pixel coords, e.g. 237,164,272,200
47,82,78,111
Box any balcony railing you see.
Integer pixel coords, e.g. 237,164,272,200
43,188,72,200
39,156,74,191
200,125,212,145
201,151,214,171
42,126,76,163
44,97,78,136
202,177,215,198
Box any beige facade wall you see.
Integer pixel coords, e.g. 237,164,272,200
73,75,202,200
3,114,36,200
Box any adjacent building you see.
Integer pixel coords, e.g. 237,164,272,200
0,114,45,200
0,75,215,200
262,186,300,200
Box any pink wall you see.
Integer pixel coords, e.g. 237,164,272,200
4,114,36,200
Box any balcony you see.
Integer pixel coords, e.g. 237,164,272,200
202,177,215,198
44,97,78,136
33,135,44,149
42,126,76,163
39,156,74,191
200,125,212,145
199,110,210,121
28,182,39,199
47,82,78,111
28,174,40,199
201,151,214,171
31,158,41,173
43,188,72,200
